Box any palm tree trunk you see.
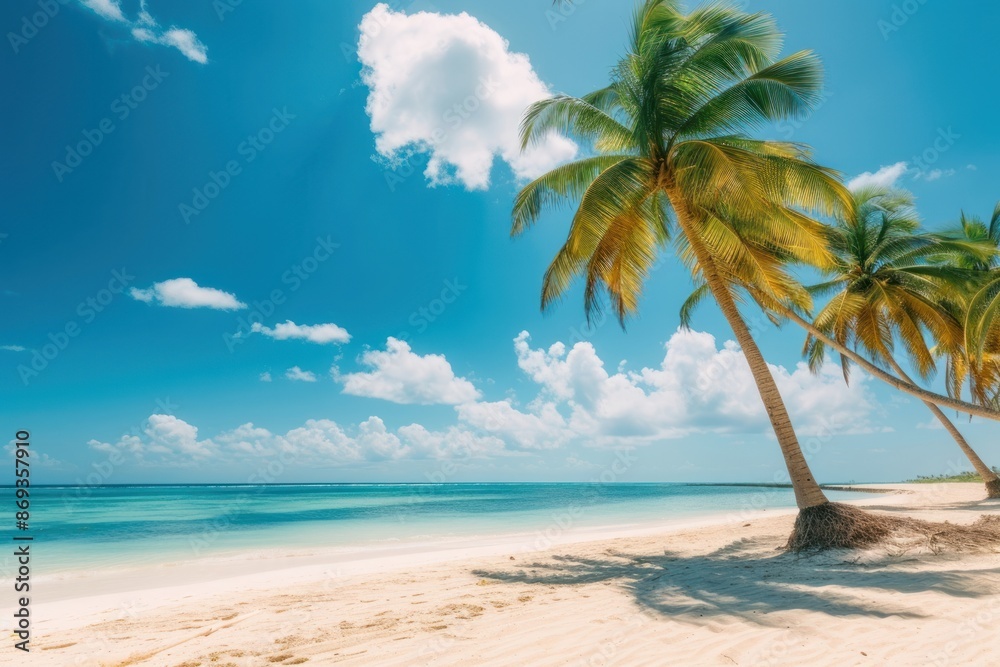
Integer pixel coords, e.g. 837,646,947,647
885,357,1000,499
777,306,1000,422
665,193,828,509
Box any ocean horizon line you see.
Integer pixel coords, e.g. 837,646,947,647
3,480,888,489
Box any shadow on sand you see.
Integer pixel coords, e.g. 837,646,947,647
472,535,1000,627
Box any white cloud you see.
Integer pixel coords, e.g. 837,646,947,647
357,3,577,190
251,320,351,345
259,372,272,382
456,399,569,450
1,345,25,352
89,414,216,464
455,330,883,449
80,0,125,21
89,414,499,468
78,0,208,63
338,337,480,405
286,366,318,382
130,278,246,310
84,329,887,471
919,168,956,182
849,161,959,190
847,161,909,191
397,424,506,459
159,29,208,64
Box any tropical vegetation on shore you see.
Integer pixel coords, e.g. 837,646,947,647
515,0,1000,549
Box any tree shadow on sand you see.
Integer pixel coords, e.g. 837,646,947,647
861,497,1000,514
472,537,1000,627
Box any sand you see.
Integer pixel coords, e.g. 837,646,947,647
18,483,1000,666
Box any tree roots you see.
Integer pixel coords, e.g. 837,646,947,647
986,478,1000,499
786,502,1000,553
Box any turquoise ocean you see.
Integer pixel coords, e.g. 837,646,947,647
26,483,862,574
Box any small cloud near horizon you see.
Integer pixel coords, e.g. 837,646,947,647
285,366,318,382
849,160,958,190
847,162,909,191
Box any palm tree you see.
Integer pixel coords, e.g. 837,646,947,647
938,205,1000,411
511,0,898,549
802,186,1000,498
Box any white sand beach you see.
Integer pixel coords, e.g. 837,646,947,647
22,483,1000,666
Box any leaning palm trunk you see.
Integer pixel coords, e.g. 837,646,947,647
667,191,828,509
515,0,927,550
885,358,1000,499
780,306,1000,422
667,194,896,549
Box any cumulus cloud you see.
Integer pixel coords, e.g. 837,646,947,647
88,414,500,467
251,320,351,345
85,329,886,471
847,162,909,191
454,330,883,449
130,278,246,310
78,0,208,63
285,366,318,382
456,399,570,450
89,414,216,464
338,337,480,405
259,372,272,382
357,3,577,190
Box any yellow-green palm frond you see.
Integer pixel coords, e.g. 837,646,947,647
515,0,843,327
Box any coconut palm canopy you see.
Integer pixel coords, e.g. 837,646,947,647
513,0,852,325
935,205,1000,406
802,186,987,383
800,185,1000,497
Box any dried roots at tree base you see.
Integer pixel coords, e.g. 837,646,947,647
786,502,1000,553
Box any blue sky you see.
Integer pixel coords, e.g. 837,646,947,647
2,0,998,485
